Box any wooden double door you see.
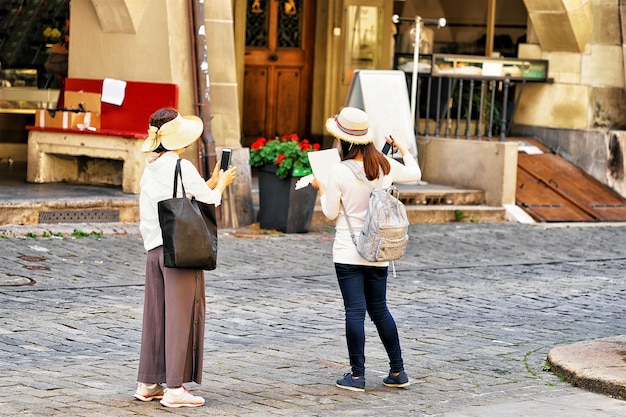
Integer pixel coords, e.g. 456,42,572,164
242,0,316,146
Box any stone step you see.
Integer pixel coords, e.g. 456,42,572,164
252,181,503,225
252,182,488,206
311,204,506,226
394,183,486,206
0,162,502,226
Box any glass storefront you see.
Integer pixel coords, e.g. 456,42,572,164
343,4,383,84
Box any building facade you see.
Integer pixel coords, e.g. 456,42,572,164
0,0,624,215
317,0,626,198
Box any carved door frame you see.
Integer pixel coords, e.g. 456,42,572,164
242,0,316,146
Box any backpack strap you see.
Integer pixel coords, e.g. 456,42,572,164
342,160,382,190
340,202,359,247
339,160,383,248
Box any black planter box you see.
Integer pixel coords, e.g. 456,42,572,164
257,165,318,233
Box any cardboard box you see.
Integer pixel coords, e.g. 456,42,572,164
64,91,101,112
64,90,101,128
36,110,100,130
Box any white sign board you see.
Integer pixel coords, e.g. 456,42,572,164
344,70,418,156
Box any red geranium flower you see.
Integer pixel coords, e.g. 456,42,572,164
281,133,299,141
249,133,319,179
250,137,267,149
299,140,311,152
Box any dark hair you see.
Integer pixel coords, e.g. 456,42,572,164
149,108,178,153
340,140,390,181
149,107,178,129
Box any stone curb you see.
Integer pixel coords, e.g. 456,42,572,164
1,220,624,239
0,222,142,238
0,222,336,238
547,336,626,400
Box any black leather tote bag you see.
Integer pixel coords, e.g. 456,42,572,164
158,159,218,270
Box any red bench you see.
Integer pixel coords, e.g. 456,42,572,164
29,78,179,138
26,78,179,193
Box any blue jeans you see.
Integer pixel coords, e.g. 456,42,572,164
335,263,404,378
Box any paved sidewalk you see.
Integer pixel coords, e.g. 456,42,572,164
1,222,626,416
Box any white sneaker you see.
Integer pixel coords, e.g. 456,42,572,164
133,383,165,401
159,386,205,408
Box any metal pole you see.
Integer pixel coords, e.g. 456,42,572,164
466,79,474,139
392,15,446,130
189,0,216,180
486,0,496,57
500,77,510,141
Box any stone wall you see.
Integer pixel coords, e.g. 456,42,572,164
417,137,518,206
517,1,625,130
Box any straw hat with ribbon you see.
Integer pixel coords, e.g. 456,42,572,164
325,107,374,145
141,113,204,153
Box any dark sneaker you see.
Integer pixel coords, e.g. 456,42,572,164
336,372,365,392
383,370,410,387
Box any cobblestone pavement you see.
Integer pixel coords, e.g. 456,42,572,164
1,222,626,416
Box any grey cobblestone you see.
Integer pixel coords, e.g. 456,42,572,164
0,222,626,416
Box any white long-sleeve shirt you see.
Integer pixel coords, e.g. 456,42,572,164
320,153,421,265
139,151,222,251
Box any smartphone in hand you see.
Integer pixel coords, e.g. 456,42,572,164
220,148,232,171
382,135,395,155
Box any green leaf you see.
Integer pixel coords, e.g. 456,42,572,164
249,134,318,178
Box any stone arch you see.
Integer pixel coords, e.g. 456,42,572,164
523,0,592,52
89,0,148,34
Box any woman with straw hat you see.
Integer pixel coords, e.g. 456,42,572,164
134,107,236,408
312,107,421,392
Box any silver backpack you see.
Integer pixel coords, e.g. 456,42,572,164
341,161,409,264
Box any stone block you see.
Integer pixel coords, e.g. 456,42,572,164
592,3,621,45
593,0,619,7
205,21,238,84
623,45,626,87
416,138,518,206
582,45,625,88
543,51,582,78
524,0,567,11
562,0,591,10
559,72,582,84
205,0,233,21
539,50,582,84
517,43,543,59
590,86,626,128
528,1,592,53
216,147,255,228
568,4,593,47
529,12,578,52
207,83,241,148
515,83,590,129
607,130,626,197
27,130,145,194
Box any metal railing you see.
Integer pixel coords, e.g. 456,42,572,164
409,74,514,141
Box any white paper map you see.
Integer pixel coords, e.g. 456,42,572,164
295,148,341,190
